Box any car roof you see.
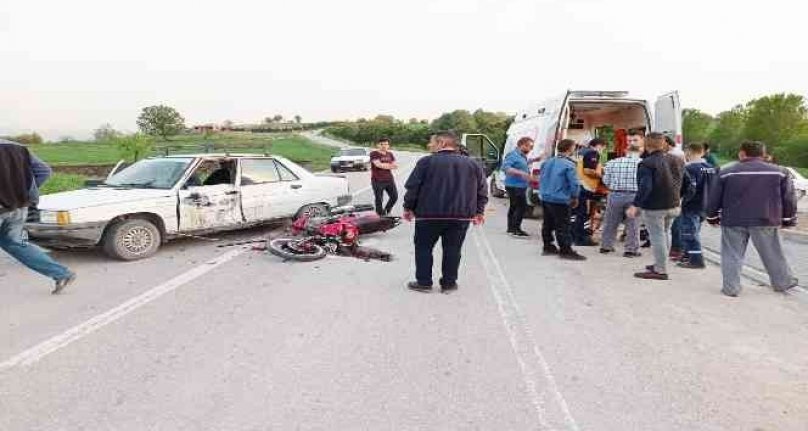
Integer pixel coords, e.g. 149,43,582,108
161,153,276,159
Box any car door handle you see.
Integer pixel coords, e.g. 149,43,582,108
225,190,239,195
290,184,302,189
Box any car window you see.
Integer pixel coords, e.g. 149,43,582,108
340,149,366,157
241,159,280,185
106,158,192,189
275,160,299,181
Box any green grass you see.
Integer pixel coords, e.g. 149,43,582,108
29,132,335,170
40,173,88,195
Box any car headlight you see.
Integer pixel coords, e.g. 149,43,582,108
40,210,72,225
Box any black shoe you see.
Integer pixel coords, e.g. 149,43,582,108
599,248,615,254
407,281,432,293
440,283,458,294
634,270,669,280
559,251,587,261
623,251,642,258
575,238,598,247
52,272,77,295
774,278,799,293
677,261,706,269
641,240,651,248
542,245,560,255
509,230,530,239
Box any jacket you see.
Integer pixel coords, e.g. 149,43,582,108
403,150,488,219
539,155,580,205
0,140,34,211
681,159,718,215
633,151,687,210
706,158,797,227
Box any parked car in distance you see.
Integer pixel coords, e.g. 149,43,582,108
330,148,370,172
27,154,352,260
785,167,808,200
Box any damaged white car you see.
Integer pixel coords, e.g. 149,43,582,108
26,154,352,260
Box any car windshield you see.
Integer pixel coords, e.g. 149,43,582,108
106,158,193,189
339,149,366,156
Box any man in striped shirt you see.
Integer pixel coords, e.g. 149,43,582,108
599,139,644,257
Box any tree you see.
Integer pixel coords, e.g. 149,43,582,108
113,133,154,162
273,114,284,123
222,120,234,130
708,105,747,156
682,109,714,144
93,123,120,142
430,110,477,133
136,105,186,140
742,93,807,151
263,117,273,124
6,132,43,145
294,115,302,124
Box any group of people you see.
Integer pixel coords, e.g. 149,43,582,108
503,131,799,296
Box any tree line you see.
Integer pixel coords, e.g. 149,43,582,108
683,93,808,167
325,109,512,149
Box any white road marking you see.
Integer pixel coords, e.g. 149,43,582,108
472,229,580,431
0,248,246,372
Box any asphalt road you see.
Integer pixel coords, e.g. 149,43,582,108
2,140,808,430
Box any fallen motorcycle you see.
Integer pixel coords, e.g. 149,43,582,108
268,204,401,262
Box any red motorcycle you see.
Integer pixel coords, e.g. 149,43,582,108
268,204,400,262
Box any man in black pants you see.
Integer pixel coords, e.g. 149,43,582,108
402,131,488,293
502,136,542,238
369,138,398,215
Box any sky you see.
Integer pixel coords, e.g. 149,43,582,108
1,0,806,140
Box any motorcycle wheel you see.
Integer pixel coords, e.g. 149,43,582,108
268,238,327,262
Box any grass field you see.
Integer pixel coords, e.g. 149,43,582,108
31,133,339,194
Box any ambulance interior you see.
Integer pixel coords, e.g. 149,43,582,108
561,101,649,158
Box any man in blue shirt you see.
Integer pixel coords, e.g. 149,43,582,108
502,137,541,238
539,139,586,261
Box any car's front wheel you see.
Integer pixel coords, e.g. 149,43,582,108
102,218,162,260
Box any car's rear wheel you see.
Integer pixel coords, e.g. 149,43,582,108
103,218,162,260
490,177,506,198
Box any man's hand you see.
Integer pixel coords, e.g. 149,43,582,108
403,210,414,222
529,156,543,163
472,214,485,225
625,205,639,219
570,198,580,209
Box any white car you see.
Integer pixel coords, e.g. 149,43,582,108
27,154,352,260
330,148,370,172
785,167,808,200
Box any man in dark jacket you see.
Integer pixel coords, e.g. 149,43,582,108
677,143,718,269
402,131,487,293
626,133,688,280
706,141,798,297
0,139,76,293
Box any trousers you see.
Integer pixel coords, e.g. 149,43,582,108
414,220,470,287
720,226,797,296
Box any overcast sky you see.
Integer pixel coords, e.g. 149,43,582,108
2,0,806,140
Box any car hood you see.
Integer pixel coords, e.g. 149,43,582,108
38,187,175,211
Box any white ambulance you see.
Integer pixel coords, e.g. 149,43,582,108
465,90,682,217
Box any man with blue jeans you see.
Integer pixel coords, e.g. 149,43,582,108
706,141,798,297
677,143,718,269
403,132,487,293
626,133,687,280
502,136,541,237
1,139,75,293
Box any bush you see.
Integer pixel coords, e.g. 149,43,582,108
3,132,44,145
